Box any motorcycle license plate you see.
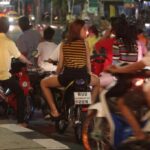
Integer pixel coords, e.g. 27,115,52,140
74,92,91,105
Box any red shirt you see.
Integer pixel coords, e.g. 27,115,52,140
95,38,115,70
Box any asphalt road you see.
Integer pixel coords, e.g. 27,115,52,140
0,108,84,150
28,109,84,150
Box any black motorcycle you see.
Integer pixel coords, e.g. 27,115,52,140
53,78,92,143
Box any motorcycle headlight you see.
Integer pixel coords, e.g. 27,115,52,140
145,23,150,29
31,16,35,21
8,17,14,22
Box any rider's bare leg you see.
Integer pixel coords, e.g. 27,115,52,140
40,75,61,117
117,98,146,140
145,93,150,108
90,73,101,103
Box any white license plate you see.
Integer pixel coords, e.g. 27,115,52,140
74,92,91,105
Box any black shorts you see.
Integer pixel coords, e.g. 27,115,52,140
106,78,132,98
58,66,91,87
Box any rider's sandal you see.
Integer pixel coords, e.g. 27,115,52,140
49,113,62,121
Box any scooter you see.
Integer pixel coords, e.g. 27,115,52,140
82,69,150,150
0,59,33,120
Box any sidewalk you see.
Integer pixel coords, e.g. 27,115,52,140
0,120,70,150
0,110,84,150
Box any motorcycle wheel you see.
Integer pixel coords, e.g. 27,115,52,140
55,119,68,134
24,94,34,121
74,106,87,144
82,110,112,150
74,123,83,144
0,101,8,116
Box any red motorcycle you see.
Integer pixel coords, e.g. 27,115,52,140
0,59,33,120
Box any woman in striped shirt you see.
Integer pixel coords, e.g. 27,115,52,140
41,19,100,120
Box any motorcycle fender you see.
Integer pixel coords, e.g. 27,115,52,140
143,120,150,132
88,102,106,117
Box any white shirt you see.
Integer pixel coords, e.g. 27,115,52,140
50,42,62,61
37,41,57,70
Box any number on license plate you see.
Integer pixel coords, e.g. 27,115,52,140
74,92,91,105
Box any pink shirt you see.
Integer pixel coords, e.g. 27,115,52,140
137,41,147,61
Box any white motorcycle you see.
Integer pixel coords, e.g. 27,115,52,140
82,70,150,150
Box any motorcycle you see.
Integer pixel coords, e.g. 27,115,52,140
52,77,92,143
0,86,8,116
82,69,150,150
0,59,33,120
37,59,95,142
27,66,54,117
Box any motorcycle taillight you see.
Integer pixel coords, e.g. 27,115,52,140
82,107,88,112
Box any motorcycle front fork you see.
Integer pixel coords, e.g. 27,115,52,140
60,100,89,132
68,105,84,126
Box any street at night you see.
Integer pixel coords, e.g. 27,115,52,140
1,0,150,150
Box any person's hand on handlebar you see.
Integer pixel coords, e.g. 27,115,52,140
19,54,33,66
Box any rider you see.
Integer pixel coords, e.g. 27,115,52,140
101,16,148,140
112,17,138,64
106,52,150,140
40,19,101,120
36,26,57,71
0,17,32,127
16,16,41,63
46,27,69,64
86,24,100,56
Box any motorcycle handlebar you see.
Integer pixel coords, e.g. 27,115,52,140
27,65,56,76
44,59,58,65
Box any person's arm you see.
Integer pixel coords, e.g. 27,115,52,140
18,54,32,65
107,51,150,73
117,98,146,140
107,61,145,73
85,40,91,73
56,43,64,74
